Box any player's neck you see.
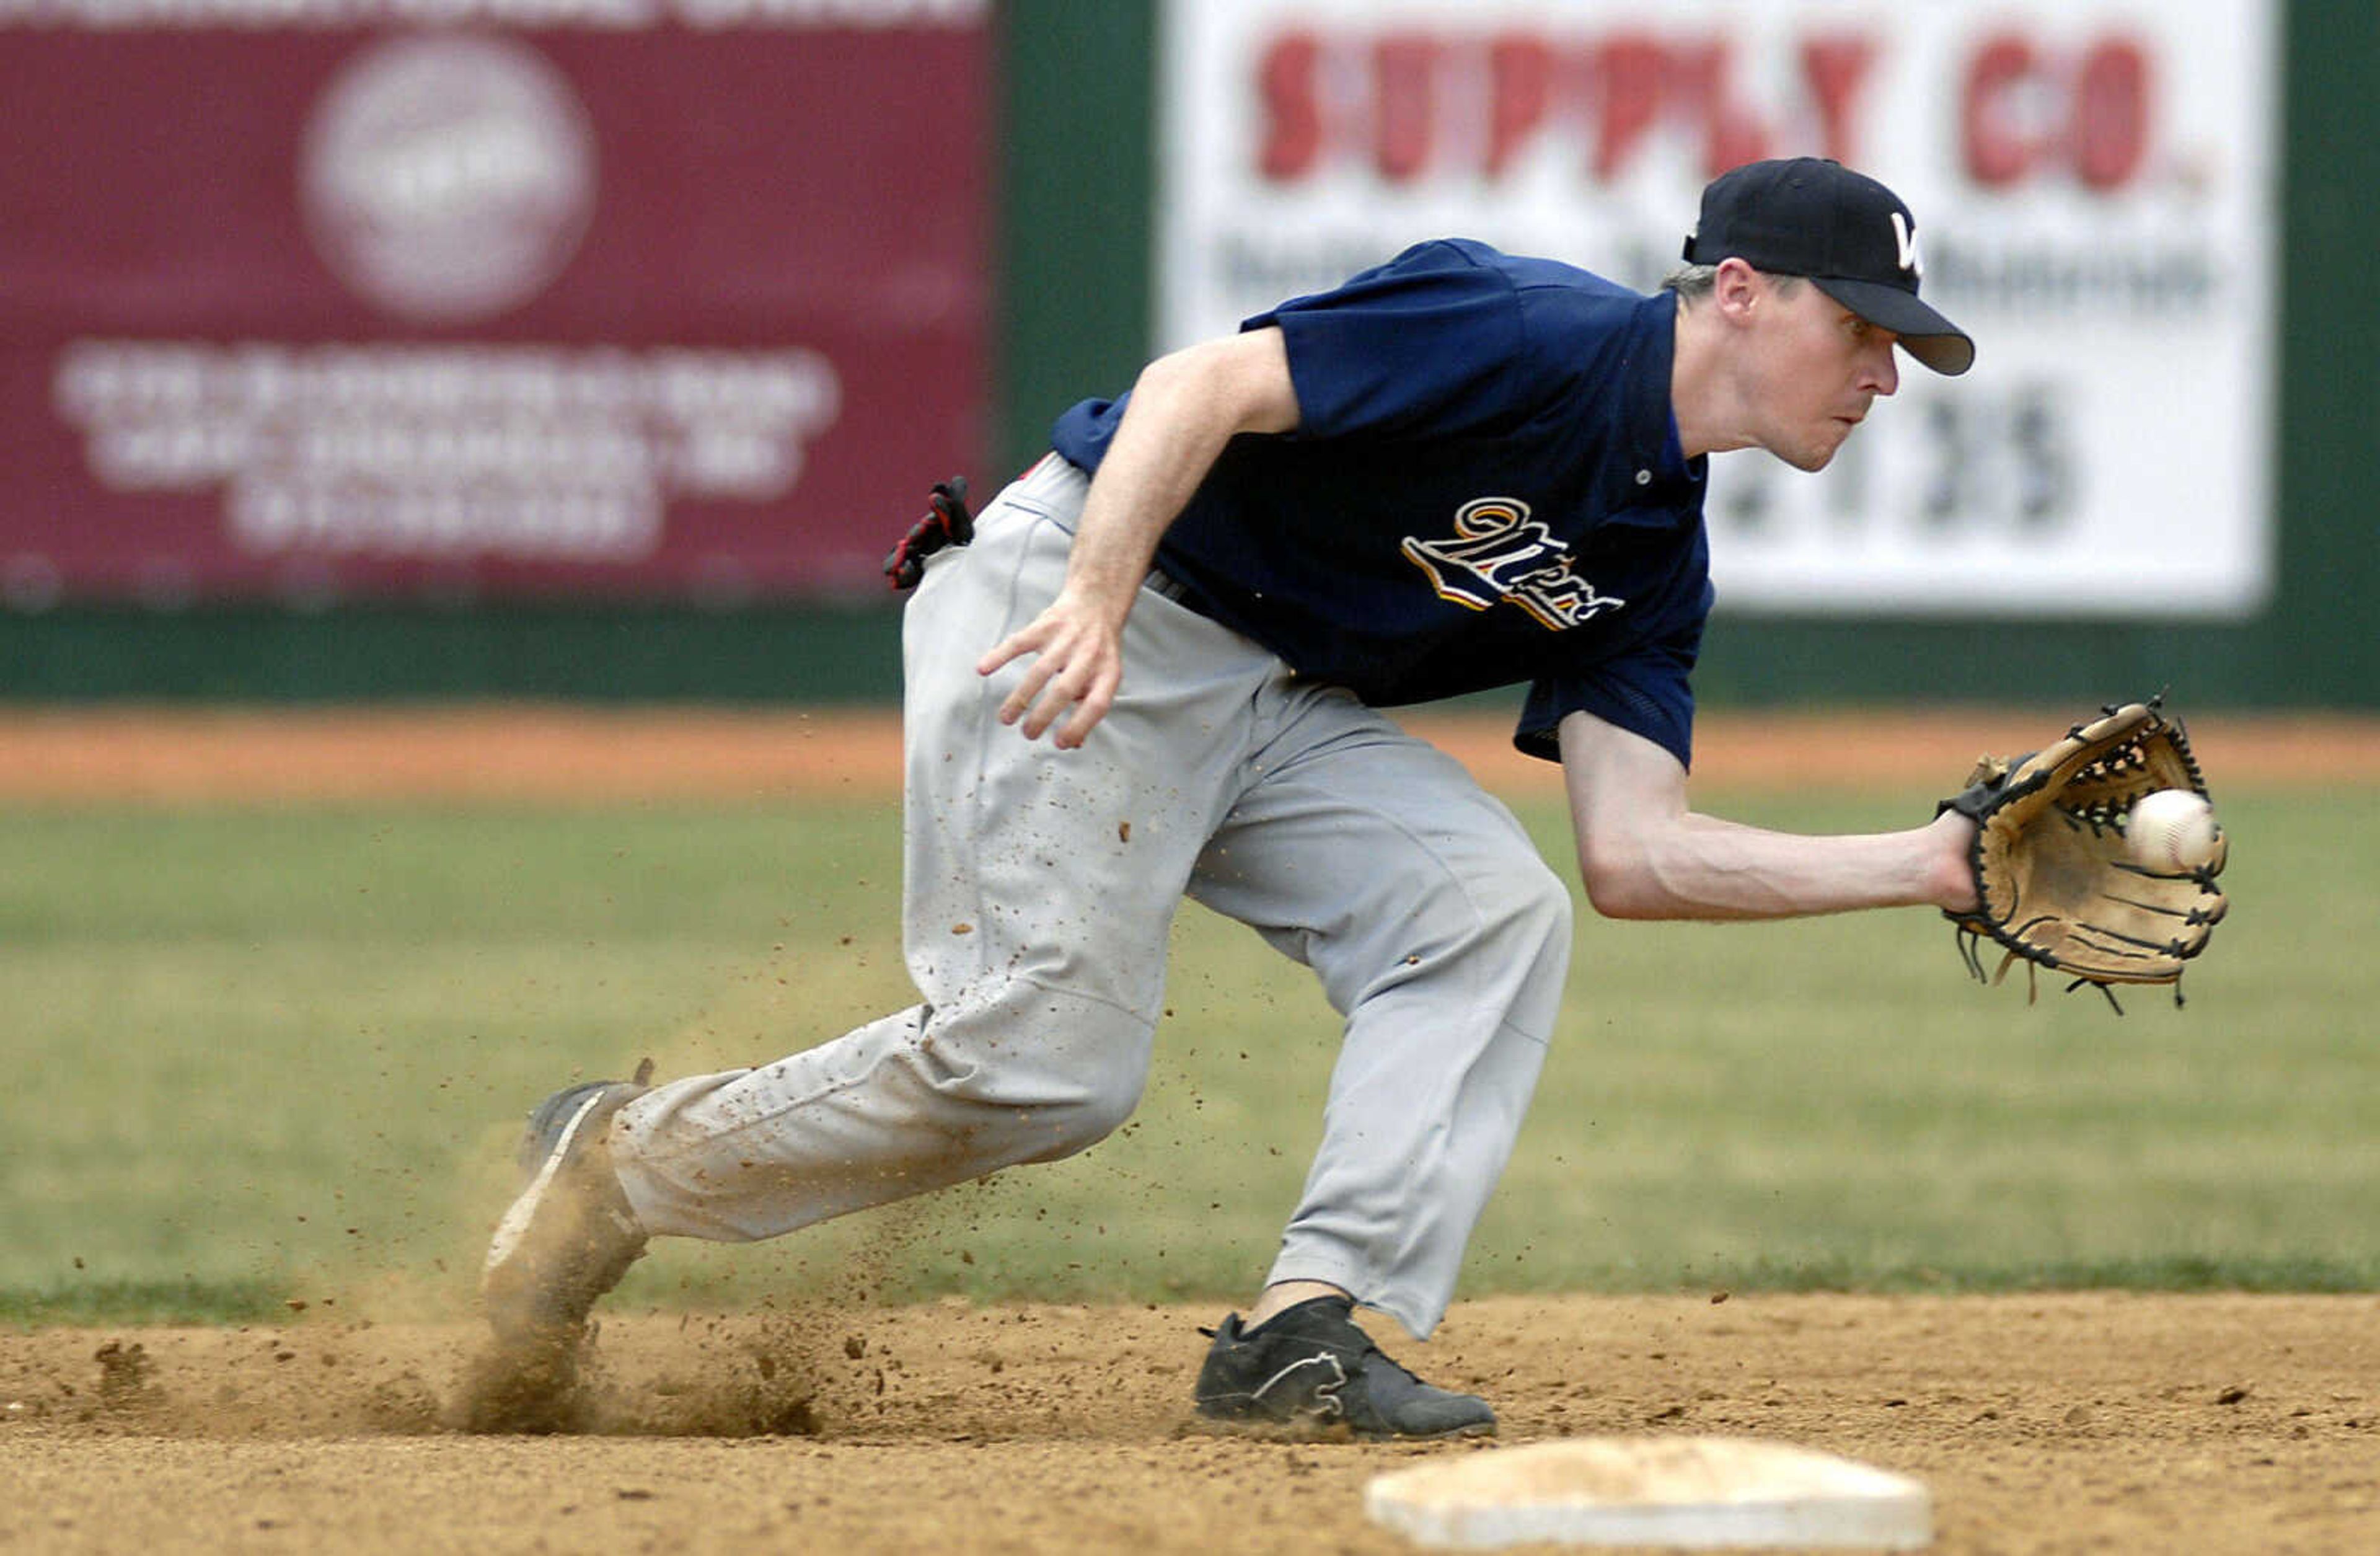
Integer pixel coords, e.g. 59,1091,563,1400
1667,295,1756,461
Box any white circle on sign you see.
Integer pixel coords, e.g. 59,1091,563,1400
302,35,598,326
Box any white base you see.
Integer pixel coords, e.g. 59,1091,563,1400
1364,1435,1933,1550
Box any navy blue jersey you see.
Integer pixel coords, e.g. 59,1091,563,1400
1049,239,1714,769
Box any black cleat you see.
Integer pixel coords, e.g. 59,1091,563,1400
1192,1294,1496,1440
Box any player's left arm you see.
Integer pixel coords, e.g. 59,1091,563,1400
1556,709,1978,921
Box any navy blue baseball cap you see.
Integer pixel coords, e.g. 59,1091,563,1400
1683,157,1975,376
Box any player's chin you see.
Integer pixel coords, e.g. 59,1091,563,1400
1781,419,1859,472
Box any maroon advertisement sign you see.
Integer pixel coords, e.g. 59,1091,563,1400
0,8,988,604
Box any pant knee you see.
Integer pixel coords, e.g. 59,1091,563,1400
1004,1076,1144,1164
940,1062,1144,1168
1430,846,1571,965
909,986,1152,1165
1502,857,1574,957
1395,851,1572,1028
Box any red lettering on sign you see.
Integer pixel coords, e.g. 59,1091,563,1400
1256,30,1324,182
1670,40,1771,174
1800,36,1875,166
1591,33,1668,180
1248,25,1891,188
1962,34,2039,187
1485,33,1554,176
1962,30,2154,191
2074,37,2151,190
1373,33,1439,182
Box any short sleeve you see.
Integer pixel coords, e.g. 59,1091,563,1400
1247,241,1541,441
1514,619,1703,770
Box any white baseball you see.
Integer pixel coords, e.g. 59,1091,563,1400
2128,789,2221,871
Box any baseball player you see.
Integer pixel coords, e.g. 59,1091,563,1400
479,158,1983,1438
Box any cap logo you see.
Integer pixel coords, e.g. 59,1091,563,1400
1890,210,1923,278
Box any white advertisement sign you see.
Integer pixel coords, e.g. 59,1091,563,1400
1159,0,2278,617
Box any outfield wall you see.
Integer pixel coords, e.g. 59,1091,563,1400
1,1,2372,710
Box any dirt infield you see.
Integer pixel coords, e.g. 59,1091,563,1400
6,1294,2378,1554
6,704,2377,1553
0,702,2374,804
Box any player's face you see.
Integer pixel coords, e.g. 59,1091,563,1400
1747,280,1901,472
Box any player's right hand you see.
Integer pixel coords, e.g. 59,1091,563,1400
976,590,1125,749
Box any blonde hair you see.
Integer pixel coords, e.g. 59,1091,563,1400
1664,263,1802,306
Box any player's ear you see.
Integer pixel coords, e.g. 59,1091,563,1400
1710,257,1763,325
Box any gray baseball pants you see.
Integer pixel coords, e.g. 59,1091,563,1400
609,455,1572,1338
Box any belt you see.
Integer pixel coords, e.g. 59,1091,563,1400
1145,563,1191,603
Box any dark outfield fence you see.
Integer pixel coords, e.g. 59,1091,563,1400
2,1,2373,710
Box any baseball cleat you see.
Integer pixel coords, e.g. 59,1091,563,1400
1192,1294,1496,1439
480,1064,653,1357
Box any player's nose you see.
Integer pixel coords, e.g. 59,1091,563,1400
1865,340,1901,397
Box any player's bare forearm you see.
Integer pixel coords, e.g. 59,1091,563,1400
977,329,1298,748
1072,334,1298,593
1582,808,1978,921
1558,710,1980,921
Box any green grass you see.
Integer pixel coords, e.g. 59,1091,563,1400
0,1277,292,1326
1,784,2371,1326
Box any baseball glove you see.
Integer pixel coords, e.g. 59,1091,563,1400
1939,699,2228,1009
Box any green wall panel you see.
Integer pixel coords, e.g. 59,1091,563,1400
995,0,1158,474
2268,0,2380,705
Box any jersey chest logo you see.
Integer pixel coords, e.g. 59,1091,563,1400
1399,497,1625,630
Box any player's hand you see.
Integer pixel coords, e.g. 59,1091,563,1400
976,591,1125,749
1926,807,1981,915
